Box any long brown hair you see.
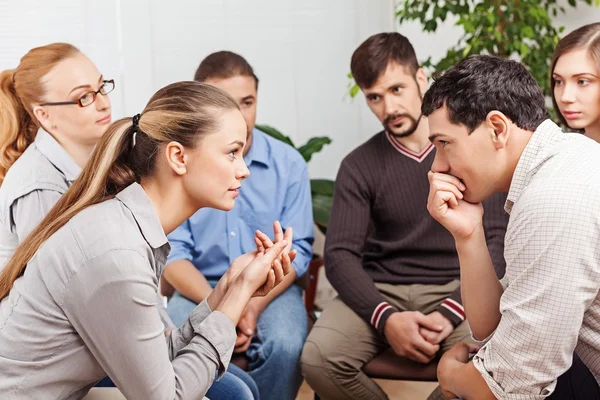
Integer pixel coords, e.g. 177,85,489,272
551,23,600,128
0,43,80,184
0,81,239,300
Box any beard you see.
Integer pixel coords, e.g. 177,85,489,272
384,112,423,138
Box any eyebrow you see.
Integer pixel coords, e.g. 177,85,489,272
241,95,255,102
553,72,598,79
68,74,103,95
228,140,245,147
364,82,406,96
428,133,446,143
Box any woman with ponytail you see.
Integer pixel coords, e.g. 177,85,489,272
0,43,113,267
0,81,294,400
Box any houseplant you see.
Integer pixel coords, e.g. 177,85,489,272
349,0,599,100
395,0,598,97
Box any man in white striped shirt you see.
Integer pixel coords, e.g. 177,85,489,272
424,55,600,399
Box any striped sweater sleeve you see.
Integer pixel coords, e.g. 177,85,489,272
324,159,398,334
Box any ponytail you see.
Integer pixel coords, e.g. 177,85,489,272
0,117,137,300
0,69,38,185
0,81,239,300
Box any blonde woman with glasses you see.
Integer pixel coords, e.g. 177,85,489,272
0,43,114,268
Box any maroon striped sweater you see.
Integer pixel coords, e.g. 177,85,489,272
324,131,508,333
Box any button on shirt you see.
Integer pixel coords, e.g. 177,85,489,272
0,183,235,400
473,120,600,399
167,128,314,280
0,129,81,268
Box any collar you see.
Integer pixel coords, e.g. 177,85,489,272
34,129,82,183
115,183,169,250
505,119,567,214
244,128,270,167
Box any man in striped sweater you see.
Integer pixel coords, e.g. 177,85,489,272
300,32,508,400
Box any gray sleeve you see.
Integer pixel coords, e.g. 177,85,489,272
12,189,63,240
61,249,235,400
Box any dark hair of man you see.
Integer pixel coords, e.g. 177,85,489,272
350,32,419,89
422,55,550,132
194,50,259,89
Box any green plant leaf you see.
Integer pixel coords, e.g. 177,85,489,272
311,179,335,197
393,0,598,98
255,124,295,148
349,83,361,98
311,179,335,235
299,137,332,162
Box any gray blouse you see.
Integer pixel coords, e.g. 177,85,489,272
0,183,235,400
0,129,80,268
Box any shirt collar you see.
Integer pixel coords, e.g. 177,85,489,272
244,128,270,167
505,119,567,214
34,129,82,183
115,183,169,250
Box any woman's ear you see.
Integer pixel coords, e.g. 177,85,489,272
32,105,53,132
164,141,187,176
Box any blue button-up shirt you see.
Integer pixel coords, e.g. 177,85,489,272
167,128,314,280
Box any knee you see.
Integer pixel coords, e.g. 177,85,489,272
301,334,354,381
300,340,324,377
261,329,305,364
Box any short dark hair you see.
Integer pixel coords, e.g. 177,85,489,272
421,55,549,132
350,32,419,89
194,51,259,88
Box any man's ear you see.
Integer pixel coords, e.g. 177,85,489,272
416,68,428,97
486,111,511,150
164,141,187,176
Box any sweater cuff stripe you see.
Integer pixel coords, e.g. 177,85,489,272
371,302,393,327
441,299,466,321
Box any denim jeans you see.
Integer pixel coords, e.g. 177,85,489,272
207,363,259,400
168,284,308,400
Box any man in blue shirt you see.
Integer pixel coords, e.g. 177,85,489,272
163,51,314,400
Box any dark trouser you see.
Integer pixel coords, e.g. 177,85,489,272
548,355,600,399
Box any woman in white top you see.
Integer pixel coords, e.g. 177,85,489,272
551,23,600,141
0,43,113,266
0,80,294,400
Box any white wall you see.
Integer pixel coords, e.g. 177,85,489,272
0,0,394,181
0,0,598,181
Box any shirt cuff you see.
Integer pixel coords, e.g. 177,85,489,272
471,329,495,346
371,302,399,334
190,311,236,378
189,299,212,324
472,346,556,400
437,298,466,327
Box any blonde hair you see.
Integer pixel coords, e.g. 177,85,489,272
551,23,600,128
0,81,239,300
0,43,80,184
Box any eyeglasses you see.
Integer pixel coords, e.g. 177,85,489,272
40,79,115,108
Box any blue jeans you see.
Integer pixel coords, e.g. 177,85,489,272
207,363,259,400
168,284,308,400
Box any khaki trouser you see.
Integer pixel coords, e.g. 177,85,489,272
300,280,472,400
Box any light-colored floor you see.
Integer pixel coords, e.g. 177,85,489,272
297,380,439,400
